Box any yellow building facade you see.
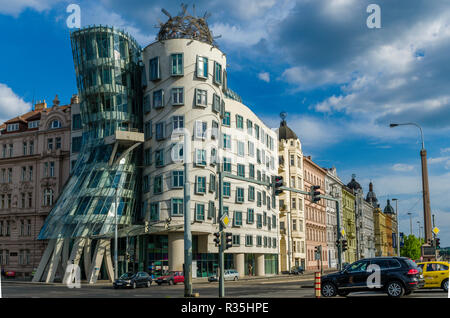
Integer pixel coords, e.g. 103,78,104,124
342,187,356,264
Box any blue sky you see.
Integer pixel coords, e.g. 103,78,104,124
0,0,449,246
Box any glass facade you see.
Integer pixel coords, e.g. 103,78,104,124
38,26,142,240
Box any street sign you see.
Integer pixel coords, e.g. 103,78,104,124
432,227,440,235
220,214,230,228
341,228,346,237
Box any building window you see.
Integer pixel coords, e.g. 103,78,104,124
47,138,53,151
72,136,82,153
208,201,215,220
246,235,253,247
247,208,254,224
8,168,12,183
72,114,82,130
211,120,219,139
237,164,245,178
209,174,216,192
171,87,184,105
196,176,206,194
144,121,152,140
172,171,184,188
236,187,244,203
195,203,205,221
222,134,231,149
222,157,231,172
210,147,217,166
50,162,55,177
55,137,61,149
172,116,184,131
237,141,244,157
232,234,240,246
212,94,220,113
149,56,160,80
257,191,262,207
195,89,207,107
8,144,13,157
257,214,262,228
195,121,207,139
222,111,230,126
195,149,206,166
155,149,164,167
223,182,231,197
28,121,39,129
155,122,165,140
256,236,262,247
171,198,183,216
272,215,277,229
150,202,160,221
249,164,255,179
233,211,242,227
247,119,253,135
7,123,19,131
236,115,243,129
29,140,34,155
50,120,61,129
44,188,54,206
171,53,183,76
153,175,163,194
28,192,32,208
23,142,27,155
143,94,151,113
144,148,152,165
214,61,222,84
21,167,26,181
143,175,150,192
153,89,164,109
196,56,208,78
248,186,255,201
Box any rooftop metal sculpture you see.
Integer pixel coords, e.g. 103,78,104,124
157,4,219,46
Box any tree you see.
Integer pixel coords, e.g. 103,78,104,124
400,235,424,260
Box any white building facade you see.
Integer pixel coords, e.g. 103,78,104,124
142,38,279,278
325,167,344,268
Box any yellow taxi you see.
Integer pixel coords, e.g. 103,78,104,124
416,261,449,292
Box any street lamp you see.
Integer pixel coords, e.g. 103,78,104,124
417,221,421,240
392,198,400,256
390,122,432,245
407,212,413,236
113,157,126,281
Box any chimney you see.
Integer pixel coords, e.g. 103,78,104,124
34,99,47,111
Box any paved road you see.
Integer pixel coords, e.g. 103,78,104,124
1,277,447,298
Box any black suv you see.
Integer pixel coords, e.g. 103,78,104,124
321,257,425,297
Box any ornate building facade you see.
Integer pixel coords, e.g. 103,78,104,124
278,118,306,271
0,97,73,277
341,186,356,264
303,156,327,270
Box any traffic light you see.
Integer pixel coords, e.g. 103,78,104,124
310,185,321,203
144,221,149,233
213,232,221,247
436,238,440,249
225,232,233,250
273,176,284,196
342,239,348,252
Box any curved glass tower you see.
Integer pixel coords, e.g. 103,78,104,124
33,26,143,283
38,26,143,240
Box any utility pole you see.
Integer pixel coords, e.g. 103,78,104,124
407,213,412,236
183,133,192,298
335,199,342,271
218,171,225,298
392,198,400,257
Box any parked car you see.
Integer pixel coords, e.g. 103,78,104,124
113,272,152,289
208,269,239,282
156,271,184,285
320,257,425,297
416,261,449,292
290,266,304,275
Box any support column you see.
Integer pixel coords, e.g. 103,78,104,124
87,239,108,284
83,238,92,277
62,238,85,285
103,240,115,282
44,238,64,283
168,232,184,271
255,254,265,277
234,253,244,277
32,239,56,282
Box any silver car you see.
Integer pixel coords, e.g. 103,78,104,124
208,269,239,282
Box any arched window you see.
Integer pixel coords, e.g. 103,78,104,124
50,120,61,129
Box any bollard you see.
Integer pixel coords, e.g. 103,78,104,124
315,272,321,298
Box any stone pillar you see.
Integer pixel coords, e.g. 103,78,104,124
234,253,244,277
168,232,184,271
255,254,265,276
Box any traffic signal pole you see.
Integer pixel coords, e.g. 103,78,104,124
218,171,225,298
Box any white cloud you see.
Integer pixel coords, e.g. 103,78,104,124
392,163,415,172
0,0,61,17
258,72,270,83
0,83,31,124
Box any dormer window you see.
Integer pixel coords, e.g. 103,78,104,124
28,121,39,129
50,120,61,129
7,123,19,132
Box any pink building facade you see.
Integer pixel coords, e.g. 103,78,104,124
0,96,74,278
